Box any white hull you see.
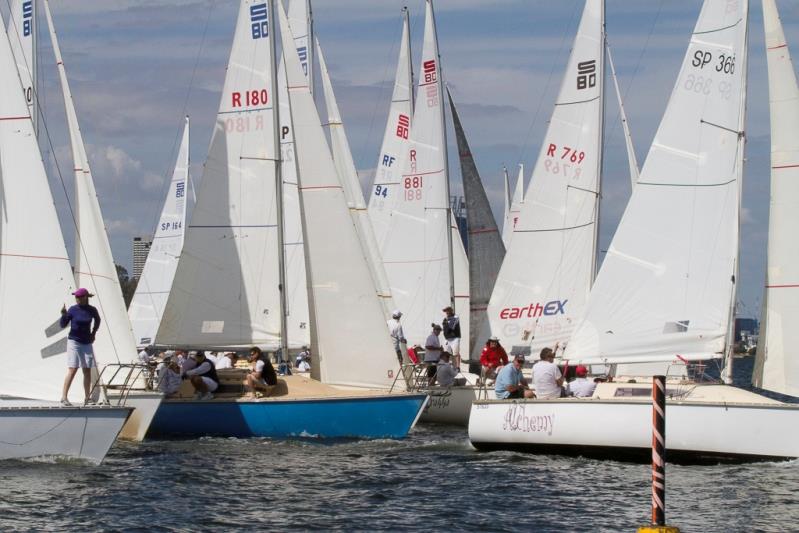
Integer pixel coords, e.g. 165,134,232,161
419,386,479,426
109,391,163,442
0,401,132,464
469,383,799,462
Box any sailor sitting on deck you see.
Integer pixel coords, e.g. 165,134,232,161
156,355,182,397
566,365,596,398
495,354,535,399
244,347,278,398
532,347,564,399
214,352,238,370
183,351,219,400
435,352,459,387
480,336,508,384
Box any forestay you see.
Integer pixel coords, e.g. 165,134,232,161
0,15,76,401
368,8,413,247
567,0,748,365
157,0,282,350
753,0,799,396
448,90,504,361
128,117,190,347
278,3,397,389
316,35,395,315
6,0,36,135
44,0,137,365
488,0,604,357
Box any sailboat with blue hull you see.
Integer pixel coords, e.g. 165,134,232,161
149,0,426,439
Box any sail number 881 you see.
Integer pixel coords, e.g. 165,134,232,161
404,176,423,201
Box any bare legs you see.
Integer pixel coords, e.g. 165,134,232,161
61,367,93,403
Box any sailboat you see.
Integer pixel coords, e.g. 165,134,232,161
41,0,163,442
148,0,426,439
128,116,190,349
370,1,470,356
470,0,799,462
0,3,132,463
752,0,799,397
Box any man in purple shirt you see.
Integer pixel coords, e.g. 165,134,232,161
59,287,101,406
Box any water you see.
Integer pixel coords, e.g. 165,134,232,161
1,357,797,532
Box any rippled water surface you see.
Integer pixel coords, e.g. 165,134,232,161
1,356,797,532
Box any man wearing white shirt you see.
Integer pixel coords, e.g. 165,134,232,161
214,352,238,370
532,347,564,399
567,365,596,397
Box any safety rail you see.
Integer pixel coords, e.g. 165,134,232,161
94,363,154,406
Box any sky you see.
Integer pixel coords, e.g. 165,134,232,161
13,0,799,319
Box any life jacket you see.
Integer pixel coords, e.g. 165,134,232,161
195,359,219,385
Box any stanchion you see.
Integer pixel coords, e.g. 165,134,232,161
637,375,680,533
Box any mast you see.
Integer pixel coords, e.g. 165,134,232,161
429,0,456,309
405,7,414,111
591,0,606,282
307,0,314,96
270,0,289,361
722,3,750,385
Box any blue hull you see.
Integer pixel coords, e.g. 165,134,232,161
147,394,427,439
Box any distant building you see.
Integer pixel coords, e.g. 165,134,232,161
450,195,467,253
132,236,152,279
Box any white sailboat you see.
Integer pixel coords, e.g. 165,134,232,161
752,0,799,397
471,0,799,461
501,164,524,249
128,117,190,348
487,0,604,358
0,5,131,463
42,0,162,442
374,0,470,354
148,0,425,439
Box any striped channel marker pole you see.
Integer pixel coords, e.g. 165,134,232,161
637,376,680,533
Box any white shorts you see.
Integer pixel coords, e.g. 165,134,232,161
200,376,219,392
67,339,95,369
444,338,461,356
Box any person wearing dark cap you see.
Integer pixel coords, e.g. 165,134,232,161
495,354,535,399
567,365,596,397
59,287,101,406
480,336,508,383
441,305,461,369
184,351,219,400
386,310,407,365
424,323,443,385
532,347,564,399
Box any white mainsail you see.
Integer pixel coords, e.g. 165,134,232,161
316,34,395,314
44,0,138,365
606,40,640,190
368,7,413,247
287,0,312,92
6,0,35,135
128,117,190,347
277,1,312,348
566,0,748,365
753,0,799,396
278,2,397,389
157,0,283,350
378,0,467,348
449,90,504,361
0,9,77,402
488,0,604,356
501,166,511,245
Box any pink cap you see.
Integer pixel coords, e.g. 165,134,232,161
72,288,94,298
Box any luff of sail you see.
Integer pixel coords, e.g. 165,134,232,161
753,0,799,396
487,0,604,357
6,0,36,135
0,11,77,402
44,0,138,365
278,3,398,389
128,117,189,347
448,89,504,361
316,35,395,315
502,164,524,248
157,0,282,350
567,0,748,365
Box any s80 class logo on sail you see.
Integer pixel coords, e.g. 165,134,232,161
250,3,268,40
576,60,596,90
22,1,33,37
